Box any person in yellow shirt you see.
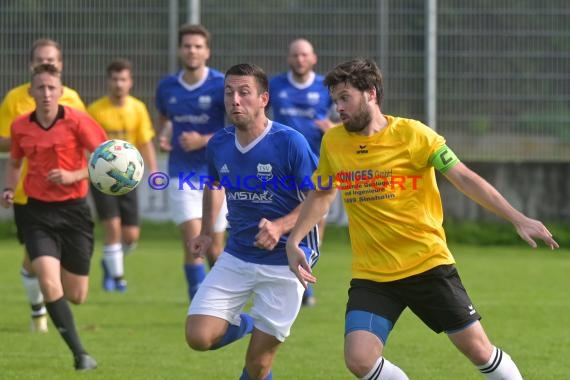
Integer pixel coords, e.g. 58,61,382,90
286,58,559,380
87,59,158,292
0,38,85,333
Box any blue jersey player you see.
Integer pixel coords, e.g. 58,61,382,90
269,38,334,158
269,38,336,306
155,24,228,301
186,63,319,380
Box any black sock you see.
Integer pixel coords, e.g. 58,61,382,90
45,297,86,357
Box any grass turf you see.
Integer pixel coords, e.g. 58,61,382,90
0,224,568,379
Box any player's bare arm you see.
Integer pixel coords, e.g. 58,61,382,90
286,188,337,286
444,162,559,249
138,141,159,174
1,157,22,208
178,131,213,152
157,115,172,152
188,184,224,257
47,167,88,185
254,202,306,251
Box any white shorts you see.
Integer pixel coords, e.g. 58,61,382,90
188,252,305,342
168,177,227,232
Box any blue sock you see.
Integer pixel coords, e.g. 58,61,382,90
304,284,314,298
184,263,206,300
212,313,254,350
239,367,272,380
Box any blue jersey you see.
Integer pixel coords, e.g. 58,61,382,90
206,121,319,266
156,68,226,177
269,71,333,157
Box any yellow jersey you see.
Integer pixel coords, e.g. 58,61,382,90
0,83,85,204
313,115,456,282
87,95,155,146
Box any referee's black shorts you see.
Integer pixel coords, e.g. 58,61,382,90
90,184,139,226
13,203,28,245
346,264,481,333
22,198,94,276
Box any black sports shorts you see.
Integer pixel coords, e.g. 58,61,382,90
23,198,94,276
13,203,28,244
346,264,481,333
90,184,139,226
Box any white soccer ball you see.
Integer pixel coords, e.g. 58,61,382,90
88,139,144,196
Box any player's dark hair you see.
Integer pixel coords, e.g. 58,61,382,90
31,63,61,79
324,58,384,106
106,58,132,77
178,24,211,48
30,38,62,62
225,63,269,94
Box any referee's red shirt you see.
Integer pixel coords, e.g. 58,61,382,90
10,105,108,202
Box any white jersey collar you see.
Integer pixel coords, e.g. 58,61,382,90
235,120,273,153
177,67,209,91
287,71,315,90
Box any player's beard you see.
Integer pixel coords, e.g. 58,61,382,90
232,109,264,132
233,119,247,131
182,60,203,72
343,97,371,133
110,87,127,100
291,66,309,78
230,113,251,131
183,64,197,72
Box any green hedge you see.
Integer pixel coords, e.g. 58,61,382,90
0,220,567,247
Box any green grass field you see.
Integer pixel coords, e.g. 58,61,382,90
0,224,569,379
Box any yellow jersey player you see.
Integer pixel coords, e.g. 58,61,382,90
87,58,158,292
0,38,85,333
286,58,558,380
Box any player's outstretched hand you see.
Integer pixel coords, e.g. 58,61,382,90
514,216,559,250
285,241,316,289
189,235,213,258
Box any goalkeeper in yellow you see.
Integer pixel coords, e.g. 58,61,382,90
286,58,559,380
0,38,85,333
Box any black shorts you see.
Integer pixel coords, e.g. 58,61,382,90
13,203,28,244
346,264,481,333
90,184,139,226
22,198,94,276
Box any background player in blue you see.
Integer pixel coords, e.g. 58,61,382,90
186,63,319,380
155,24,228,301
269,38,336,306
269,38,335,157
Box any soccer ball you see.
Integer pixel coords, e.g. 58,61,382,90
88,139,144,196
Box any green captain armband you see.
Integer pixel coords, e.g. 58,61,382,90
429,145,460,173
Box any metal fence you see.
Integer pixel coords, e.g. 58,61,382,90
436,1,570,161
1,0,569,162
